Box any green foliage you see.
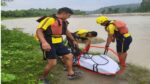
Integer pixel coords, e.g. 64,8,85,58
126,8,132,13
90,4,140,14
101,9,106,14
1,25,64,84
113,8,120,13
116,64,150,84
1,0,14,6
73,10,86,15
1,1,6,6
1,73,16,82
97,0,150,14
139,0,150,12
1,8,86,18
105,8,120,14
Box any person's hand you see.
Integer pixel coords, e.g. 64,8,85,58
112,38,115,42
73,40,79,48
42,42,51,51
112,36,115,42
105,45,109,51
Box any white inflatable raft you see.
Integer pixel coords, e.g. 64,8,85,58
78,54,120,75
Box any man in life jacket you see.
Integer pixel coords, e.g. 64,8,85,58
64,29,97,64
96,16,132,65
74,29,97,51
36,7,81,81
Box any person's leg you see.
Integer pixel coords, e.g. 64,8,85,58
40,45,57,80
63,53,82,80
57,43,81,79
116,39,123,62
120,52,127,62
56,43,74,75
121,36,132,63
63,53,74,75
41,59,57,79
117,52,121,56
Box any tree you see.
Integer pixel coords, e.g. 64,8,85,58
126,8,132,13
101,9,106,14
140,0,150,12
1,0,14,6
113,8,119,13
107,8,113,14
1,8,86,18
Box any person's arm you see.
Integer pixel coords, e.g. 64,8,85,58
36,17,55,51
66,30,78,47
85,39,91,52
112,35,116,42
36,29,51,51
105,24,115,49
105,34,113,47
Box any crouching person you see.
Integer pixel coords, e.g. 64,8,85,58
64,29,97,64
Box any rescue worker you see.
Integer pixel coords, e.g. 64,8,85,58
96,16,132,65
64,29,97,64
36,7,81,82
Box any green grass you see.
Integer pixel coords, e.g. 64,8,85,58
1,25,150,84
1,25,64,84
116,64,150,84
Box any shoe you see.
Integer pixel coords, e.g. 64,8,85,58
67,71,82,80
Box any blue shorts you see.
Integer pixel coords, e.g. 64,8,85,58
43,43,70,59
116,36,132,53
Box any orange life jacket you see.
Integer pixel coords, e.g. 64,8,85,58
51,18,63,35
37,15,68,36
112,20,128,34
36,16,68,44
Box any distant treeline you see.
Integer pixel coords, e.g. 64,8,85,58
139,0,150,12
89,0,150,14
1,8,86,18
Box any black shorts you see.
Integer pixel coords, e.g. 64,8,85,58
116,36,132,53
41,43,70,59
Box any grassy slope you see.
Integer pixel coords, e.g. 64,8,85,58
1,25,64,84
1,25,150,84
117,64,150,84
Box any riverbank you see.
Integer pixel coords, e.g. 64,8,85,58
2,13,150,20
1,25,150,84
70,13,150,18
87,13,150,17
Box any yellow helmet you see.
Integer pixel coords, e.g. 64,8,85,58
96,16,108,24
76,29,89,35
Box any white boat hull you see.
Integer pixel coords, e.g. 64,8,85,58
79,54,120,75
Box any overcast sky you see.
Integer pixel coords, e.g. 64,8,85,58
2,0,142,11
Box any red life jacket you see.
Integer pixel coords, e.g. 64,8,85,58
112,20,128,34
51,18,63,35
36,16,68,44
37,16,68,36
